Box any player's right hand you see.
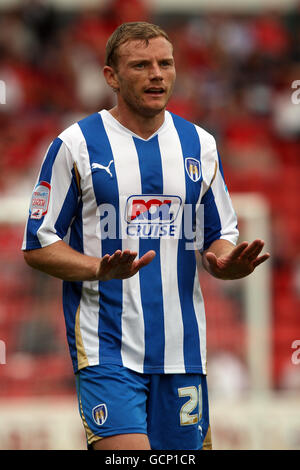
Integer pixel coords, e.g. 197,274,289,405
96,249,156,281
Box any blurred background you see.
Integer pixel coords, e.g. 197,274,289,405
0,0,299,450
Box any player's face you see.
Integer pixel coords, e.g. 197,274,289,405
113,36,176,117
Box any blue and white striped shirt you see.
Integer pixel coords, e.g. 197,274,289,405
22,110,238,374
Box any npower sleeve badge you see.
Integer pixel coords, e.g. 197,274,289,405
29,181,51,219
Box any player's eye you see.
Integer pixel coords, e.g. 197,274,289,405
160,60,173,67
134,63,145,69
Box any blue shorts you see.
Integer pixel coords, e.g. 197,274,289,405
75,364,212,450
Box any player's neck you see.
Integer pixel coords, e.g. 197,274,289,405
108,105,165,140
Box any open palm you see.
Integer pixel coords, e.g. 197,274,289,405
203,239,270,280
96,249,156,281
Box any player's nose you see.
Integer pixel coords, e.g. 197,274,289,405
149,62,163,80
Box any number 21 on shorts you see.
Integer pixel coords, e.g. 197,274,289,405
178,386,202,426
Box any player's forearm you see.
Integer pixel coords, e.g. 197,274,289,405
23,240,100,282
204,239,236,258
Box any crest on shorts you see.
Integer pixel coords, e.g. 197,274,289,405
92,403,108,426
185,158,201,182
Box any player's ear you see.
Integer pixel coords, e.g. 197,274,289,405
103,65,119,93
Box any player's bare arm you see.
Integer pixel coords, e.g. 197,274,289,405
23,240,155,282
202,238,270,280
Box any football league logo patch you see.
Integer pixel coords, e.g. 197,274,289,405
29,181,51,219
185,158,201,182
92,403,108,426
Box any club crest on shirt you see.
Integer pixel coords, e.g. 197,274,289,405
185,158,201,182
92,403,108,426
29,181,51,219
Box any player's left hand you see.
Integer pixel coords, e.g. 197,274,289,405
202,239,270,280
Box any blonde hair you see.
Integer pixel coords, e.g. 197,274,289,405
105,22,172,69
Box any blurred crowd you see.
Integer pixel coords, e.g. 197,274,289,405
0,0,300,394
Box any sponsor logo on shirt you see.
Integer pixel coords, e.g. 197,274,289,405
29,181,51,220
125,195,182,238
96,195,204,247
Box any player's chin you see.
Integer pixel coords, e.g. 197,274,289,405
142,97,169,115
146,93,168,104
141,105,166,118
